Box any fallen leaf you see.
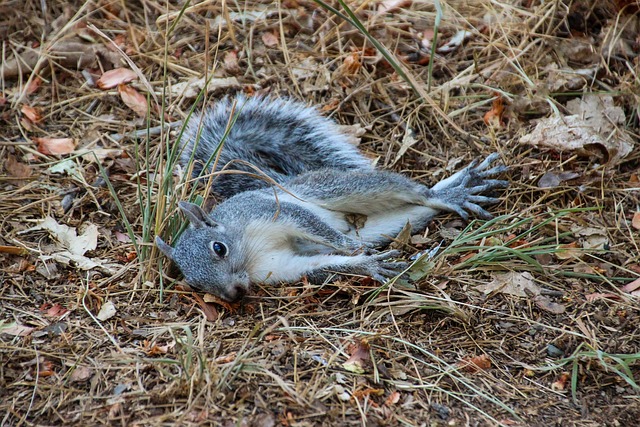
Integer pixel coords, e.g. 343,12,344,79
585,292,621,302
437,30,474,54
519,94,633,165
621,277,640,294
392,127,418,165
0,245,29,255
537,171,580,188
377,0,412,14
118,84,148,118
556,241,581,260
632,212,640,230
476,271,541,297
384,391,401,405
483,94,505,128
4,154,32,178
570,225,609,250
170,76,240,99
193,292,219,321
21,105,42,123
0,321,35,337
343,338,371,374
70,366,93,383
551,372,571,391
40,303,69,318
222,51,240,74
96,68,138,89
261,31,279,47
25,217,98,256
533,295,566,314
33,137,76,155
458,354,491,373
97,301,117,321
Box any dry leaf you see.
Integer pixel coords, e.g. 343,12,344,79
33,137,76,155
40,303,69,318
392,127,418,166
458,354,491,373
118,84,149,118
385,391,401,405
556,241,581,260
632,212,640,230
519,94,633,165
483,94,505,128
261,31,279,47
26,217,98,256
0,321,35,337
476,271,541,297
4,154,32,179
170,76,240,99
438,30,474,54
222,51,240,74
537,171,580,188
585,292,621,302
96,68,138,89
377,0,412,14
551,372,571,391
97,301,117,321
621,277,640,294
533,295,566,314
21,104,42,123
343,338,371,374
193,292,219,321
70,366,93,383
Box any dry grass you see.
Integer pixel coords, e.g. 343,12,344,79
1,0,639,426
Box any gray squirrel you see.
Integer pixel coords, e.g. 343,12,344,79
155,95,508,302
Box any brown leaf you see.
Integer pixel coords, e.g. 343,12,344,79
0,322,35,336
40,303,69,318
96,68,138,89
483,94,505,128
222,50,240,74
377,0,412,15
343,338,371,374
632,212,640,231
117,84,149,118
4,154,32,178
585,292,621,302
551,372,571,391
458,354,491,373
384,391,401,405
0,245,29,255
533,295,566,314
70,366,93,383
192,292,219,321
621,277,640,294
21,105,42,123
33,137,76,155
261,31,279,48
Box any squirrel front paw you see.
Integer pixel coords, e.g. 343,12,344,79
428,153,509,220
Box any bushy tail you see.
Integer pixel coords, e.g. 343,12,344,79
179,95,371,199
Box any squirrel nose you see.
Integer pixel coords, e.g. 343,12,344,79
225,284,247,302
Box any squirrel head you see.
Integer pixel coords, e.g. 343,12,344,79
155,202,250,302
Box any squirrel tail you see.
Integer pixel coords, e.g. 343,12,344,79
178,94,371,199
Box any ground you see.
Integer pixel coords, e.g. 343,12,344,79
1,1,639,426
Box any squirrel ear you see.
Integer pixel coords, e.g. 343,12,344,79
155,236,175,260
178,201,217,229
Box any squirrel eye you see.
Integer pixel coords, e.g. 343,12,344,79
210,241,228,257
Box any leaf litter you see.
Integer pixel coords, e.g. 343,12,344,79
1,1,639,426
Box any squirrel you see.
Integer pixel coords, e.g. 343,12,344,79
155,95,508,302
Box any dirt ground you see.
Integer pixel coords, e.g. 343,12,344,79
1,1,639,426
